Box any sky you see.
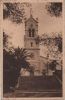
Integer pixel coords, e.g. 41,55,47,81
3,3,63,56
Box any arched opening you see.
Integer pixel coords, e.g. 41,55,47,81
31,42,33,47
29,28,35,37
32,29,35,37
29,29,31,37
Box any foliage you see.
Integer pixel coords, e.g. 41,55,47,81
35,33,62,53
3,31,12,51
14,47,30,71
3,32,9,49
48,60,57,71
55,35,62,52
3,32,30,92
46,2,62,17
3,49,17,92
3,47,30,92
35,33,62,62
3,3,31,23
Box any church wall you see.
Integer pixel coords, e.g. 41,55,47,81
24,36,39,49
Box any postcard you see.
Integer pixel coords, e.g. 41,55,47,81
0,0,64,100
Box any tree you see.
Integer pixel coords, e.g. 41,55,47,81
3,49,16,92
3,32,30,92
3,32,9,49
14,47,30,73
46,2,62,17
3,47,30,92
39,33,62,58
48,60,57,71
3,3,31,23
55,35,62,52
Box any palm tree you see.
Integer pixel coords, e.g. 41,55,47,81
3,47,30,92
14,47,30,75
13,47,30,88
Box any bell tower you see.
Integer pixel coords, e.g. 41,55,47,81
24,11,41,75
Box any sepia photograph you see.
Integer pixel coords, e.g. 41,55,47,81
2,0,63,98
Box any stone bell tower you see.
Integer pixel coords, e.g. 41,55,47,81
24,11,41,75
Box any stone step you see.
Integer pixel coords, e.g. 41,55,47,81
17,76,62,90
14,90,62,97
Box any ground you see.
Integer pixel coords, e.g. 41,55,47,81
3,75,62,98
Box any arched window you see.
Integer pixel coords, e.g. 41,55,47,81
29,29,31,37
31,42,33,47
32,29,35,37
29,28,35,37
